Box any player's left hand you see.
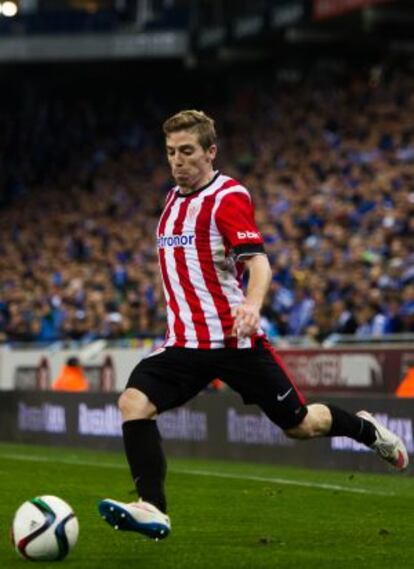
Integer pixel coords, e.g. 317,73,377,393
231,301,260,338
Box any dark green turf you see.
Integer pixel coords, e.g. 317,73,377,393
0,442,413,568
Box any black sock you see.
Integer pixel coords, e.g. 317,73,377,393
327,405,377,446
122,419,167,513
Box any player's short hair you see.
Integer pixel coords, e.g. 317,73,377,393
163,110,216,150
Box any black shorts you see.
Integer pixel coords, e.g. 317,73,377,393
126,338,307,430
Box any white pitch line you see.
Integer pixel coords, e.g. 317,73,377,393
0,453,124,469
173,468,395,496
0,452,394,496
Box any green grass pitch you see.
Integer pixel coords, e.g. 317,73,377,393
0,442,413,569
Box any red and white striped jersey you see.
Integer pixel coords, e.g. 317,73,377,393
157,172,266,349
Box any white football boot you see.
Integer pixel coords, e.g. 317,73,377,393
99,499,171,540
357,410,409,471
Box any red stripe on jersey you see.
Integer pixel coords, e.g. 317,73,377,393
195,179,240,343
157,189,177,233
157,192,186,343
261,338,306,405
173,199,211,346
224,336,238,348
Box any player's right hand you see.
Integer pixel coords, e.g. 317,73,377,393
231,302,260,338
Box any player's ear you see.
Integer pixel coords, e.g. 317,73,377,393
207,144,217,162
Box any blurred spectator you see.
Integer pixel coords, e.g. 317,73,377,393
330,299,358,335
52,356,90,392
0,64,413,343
287,287,315,336
395,367,414,398
355,304,387,337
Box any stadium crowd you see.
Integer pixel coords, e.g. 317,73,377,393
0,65,413,344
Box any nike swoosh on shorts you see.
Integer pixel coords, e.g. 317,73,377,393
277,388,293,402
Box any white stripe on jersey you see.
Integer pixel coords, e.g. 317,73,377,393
162,196,198,348
163,174,234,348
158,189,181,341
161,275,175,344
157,188,178,236
210,187,254,348
158,190,178,341
159,174,261,348
182,185,229,345
159,190,180,342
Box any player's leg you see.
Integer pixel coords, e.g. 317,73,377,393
259,340,409,470
99,369,172,538
118,387,167,514
282,402,375,442
285,403,408,470
222,338,408,471
99,347,212,538
259,338,409,470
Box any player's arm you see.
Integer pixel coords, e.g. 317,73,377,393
232,254,272,337
214,187,272,338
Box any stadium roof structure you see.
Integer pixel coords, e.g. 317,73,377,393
0,0,414,63
193,0,414,63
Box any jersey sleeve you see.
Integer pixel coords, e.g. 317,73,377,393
214,190,266,259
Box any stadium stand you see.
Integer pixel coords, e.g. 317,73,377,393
0,62,413,344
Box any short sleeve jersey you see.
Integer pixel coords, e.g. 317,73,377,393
157,172,266,349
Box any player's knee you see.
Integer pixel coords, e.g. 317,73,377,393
284,403,331,439
118,388,156,420
284,414,314,439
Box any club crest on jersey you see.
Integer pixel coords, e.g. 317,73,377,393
158,233,196,248
187,202,201,222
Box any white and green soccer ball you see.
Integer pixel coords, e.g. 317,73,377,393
11,495,79,561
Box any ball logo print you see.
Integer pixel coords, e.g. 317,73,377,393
11,495,79,561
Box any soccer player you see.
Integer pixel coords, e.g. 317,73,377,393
99,110,409,540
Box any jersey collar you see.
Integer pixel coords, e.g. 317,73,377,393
176,171,220,198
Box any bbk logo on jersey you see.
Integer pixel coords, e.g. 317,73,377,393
237,231,261,240
158,233,196,248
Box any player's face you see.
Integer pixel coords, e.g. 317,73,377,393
166,130,217,191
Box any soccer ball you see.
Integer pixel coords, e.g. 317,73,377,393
11,495,79,561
